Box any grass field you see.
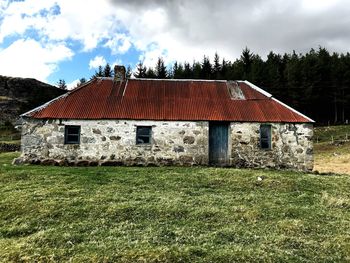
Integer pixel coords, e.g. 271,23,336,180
313,125,350,175
314,125,350,143
1,152,350,262
0,123,20,144
314,141,350,175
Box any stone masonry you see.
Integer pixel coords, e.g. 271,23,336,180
230,122,313,171
16,118,313,171
18,119,209,166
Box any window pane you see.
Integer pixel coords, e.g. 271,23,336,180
261,126,268,136
261,139,269,149
65,125,80,144
137,127,151,136
136,126,152,144
67,126,80,135
137,136,150,144
260,125,271,149
67,135,79,142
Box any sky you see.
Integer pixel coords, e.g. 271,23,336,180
0,0,349,89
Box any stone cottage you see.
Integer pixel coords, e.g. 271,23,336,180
16,66,314,170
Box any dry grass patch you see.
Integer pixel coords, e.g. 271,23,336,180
314,142,350,175
321,192,350,209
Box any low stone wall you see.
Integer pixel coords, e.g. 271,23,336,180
0,143,20,152
16,118,313,171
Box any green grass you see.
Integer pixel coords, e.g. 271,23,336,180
1,152,350,262
314,125,350,143
0,123,20,143
0,140,20,145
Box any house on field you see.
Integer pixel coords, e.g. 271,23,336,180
16,66,314,170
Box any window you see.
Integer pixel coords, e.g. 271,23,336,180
136,126,152,144
64,125,81,144
260,124,271,149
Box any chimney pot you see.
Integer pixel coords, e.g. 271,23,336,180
114,65,126,81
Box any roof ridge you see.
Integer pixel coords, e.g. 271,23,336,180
131,78,227,82
240,80,272,98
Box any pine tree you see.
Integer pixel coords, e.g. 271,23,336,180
134,61,147,78
250,54,264,84
173,61,184,79
156,57,167,78
146,68,156,78
201,55,212,79
193,61,202,79
240,47,253,80
213,52,221,79
183,62,192,78
221,58,229,80
94,66,103,78
57,79,67,90
103,63,112,77
263,51,283,95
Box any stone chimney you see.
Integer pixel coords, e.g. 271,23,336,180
114,65,126,81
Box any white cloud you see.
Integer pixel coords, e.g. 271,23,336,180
104,33,132,54
0,0,57,43
0,0,230,69
66,79,80,90
0,38,73,81
108,0,350,65
0,0,118,51
89,55,107,69
5,0,57,16
1,0,350,82
301,0,341,12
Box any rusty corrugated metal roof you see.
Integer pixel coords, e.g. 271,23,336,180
23,78,313,123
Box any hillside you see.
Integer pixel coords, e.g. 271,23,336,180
0,75,66,125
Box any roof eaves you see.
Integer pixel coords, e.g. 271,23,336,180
21,92,69,117
271,97,315,123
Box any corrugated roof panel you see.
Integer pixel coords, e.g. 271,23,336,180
24,78,312,123
239,82,268,100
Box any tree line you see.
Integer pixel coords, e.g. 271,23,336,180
58,47,350,125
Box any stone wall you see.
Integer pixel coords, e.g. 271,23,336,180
16,118,313,171
230,122,313,171
18,119,209,166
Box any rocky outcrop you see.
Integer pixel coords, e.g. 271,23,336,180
0,75,66,125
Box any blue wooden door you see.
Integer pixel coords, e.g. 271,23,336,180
209,122,229,166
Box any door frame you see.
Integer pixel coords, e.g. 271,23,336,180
208,121,231,166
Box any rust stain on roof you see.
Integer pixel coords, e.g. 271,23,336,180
24,78,313,123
